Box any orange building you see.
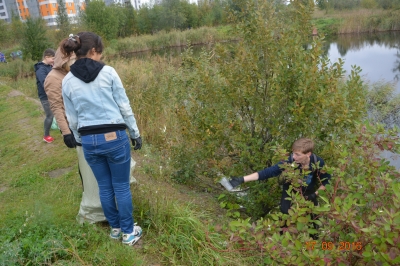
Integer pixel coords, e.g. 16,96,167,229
16,0,30,20
38,0,78,26
1,0,82,25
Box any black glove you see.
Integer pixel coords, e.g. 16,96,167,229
306,192,318,201
63,134,78,148
229,177,244,188
131,136,142,150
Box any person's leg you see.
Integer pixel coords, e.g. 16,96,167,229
105,133,133,234
305,194,319,240
279,188,291,234
81,135,120,229
109,149,132,233
40,99,54,136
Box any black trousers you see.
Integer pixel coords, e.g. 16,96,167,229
280,189,319,239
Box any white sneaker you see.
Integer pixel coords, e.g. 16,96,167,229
122,224,142,246
110,228,121,240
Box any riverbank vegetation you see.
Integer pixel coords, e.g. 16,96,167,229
1,0,400,265
313,8,400,35
2,0,400,60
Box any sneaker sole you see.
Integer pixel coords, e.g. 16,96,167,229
43,139,54,143
122,234,142,246
110,235,121,240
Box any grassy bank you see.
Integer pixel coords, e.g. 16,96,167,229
0,82,257,264
105,25,235,56
313,8,400,36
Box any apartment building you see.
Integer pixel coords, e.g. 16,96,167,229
1,0,81,26
1,0,199,25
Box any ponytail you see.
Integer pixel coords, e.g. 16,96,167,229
60,32,103,59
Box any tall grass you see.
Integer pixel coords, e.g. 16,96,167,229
108,55,182,150
0,59,35,81
313,8,400,34
0,81,256,264
104,26,236,56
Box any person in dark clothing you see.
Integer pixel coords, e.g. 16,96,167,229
227,138,331,237
34,48,55,143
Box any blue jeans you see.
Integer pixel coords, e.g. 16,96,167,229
81,130,134,234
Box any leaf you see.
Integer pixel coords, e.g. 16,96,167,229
386,238,394,245
362,251,372,258
218,194,226,200
297,217,308,223
295,240,302,249
230,221,242,227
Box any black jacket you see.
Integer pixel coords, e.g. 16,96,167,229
34,62,53,100
257,154,331,214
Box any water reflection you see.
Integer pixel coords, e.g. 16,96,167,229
325,31,400,91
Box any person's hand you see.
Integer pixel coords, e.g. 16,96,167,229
229,177,244,188
63,134,77,148
131,136,142,150
306,192,318,201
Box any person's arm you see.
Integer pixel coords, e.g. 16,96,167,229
44,74,71,135
243,172,259,182
36,66,48,95
110,67,140,139
110,67,142,150
229,163,284,188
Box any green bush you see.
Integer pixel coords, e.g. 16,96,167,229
312,18,340,36
222,122,400,265
169,0,365,187
0,59,35,80
21,18,52,62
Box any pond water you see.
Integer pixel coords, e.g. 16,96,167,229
325,31,400,92
323,32,400,168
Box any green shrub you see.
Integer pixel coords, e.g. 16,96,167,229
21,18,52,62
169,0,365,189
0,59,35,80
222,122,400,265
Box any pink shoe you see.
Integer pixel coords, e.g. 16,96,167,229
43,136,54,143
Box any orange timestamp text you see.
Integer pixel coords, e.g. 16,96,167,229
305,241,363,251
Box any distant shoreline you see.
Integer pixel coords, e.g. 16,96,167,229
312,8,400,36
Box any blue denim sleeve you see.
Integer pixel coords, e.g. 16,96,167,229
110,67,140,139
257,162,284,181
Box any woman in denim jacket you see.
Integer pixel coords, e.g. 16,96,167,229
62,32,143,246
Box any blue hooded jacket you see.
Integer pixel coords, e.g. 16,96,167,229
34,62,53,100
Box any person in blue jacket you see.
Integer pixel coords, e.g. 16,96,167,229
34,49,55,143
61,32,143,246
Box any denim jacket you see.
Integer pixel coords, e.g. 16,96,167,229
62,65,140,143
